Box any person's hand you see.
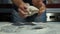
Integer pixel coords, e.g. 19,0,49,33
32,0,44,8
38,3,46,16
18,3,29,18
32,0,46,16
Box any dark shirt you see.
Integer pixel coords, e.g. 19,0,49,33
23,0,46,5
23,0,33,5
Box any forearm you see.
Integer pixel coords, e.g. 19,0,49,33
12,0,24,7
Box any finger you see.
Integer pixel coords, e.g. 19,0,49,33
18,8,28,18
18,8,28,15
19,5,28,12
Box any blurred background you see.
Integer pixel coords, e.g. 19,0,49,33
46,0,60,22
0,0,12,22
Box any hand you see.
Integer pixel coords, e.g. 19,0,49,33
38,3,46,16
18,3,29,18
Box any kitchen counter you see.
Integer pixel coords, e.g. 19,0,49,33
0,22,60,34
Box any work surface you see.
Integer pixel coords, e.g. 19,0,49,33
0,22,60,34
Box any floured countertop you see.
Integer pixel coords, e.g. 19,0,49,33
0,22,60,34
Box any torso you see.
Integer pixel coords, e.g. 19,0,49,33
23,0,33,5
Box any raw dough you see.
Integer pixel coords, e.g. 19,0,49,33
26,3,39,16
